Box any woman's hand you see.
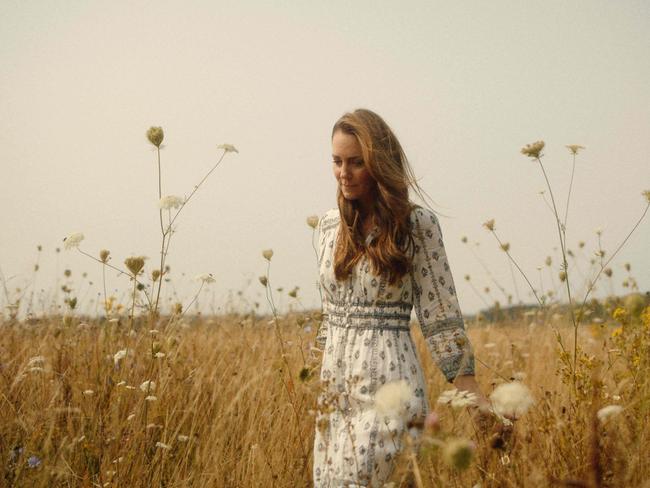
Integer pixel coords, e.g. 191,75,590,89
453,374,490,412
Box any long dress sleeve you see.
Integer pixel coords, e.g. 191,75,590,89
314,213,329,349
410,208,475,382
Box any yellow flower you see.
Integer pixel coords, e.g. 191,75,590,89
611,327,623,338
565,144,585,155
521,140,545,159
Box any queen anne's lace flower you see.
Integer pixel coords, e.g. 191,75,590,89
521,140,545,158
63,232,85,250
565,144,585,155
437,388,478,408
195,273,216,284
158,195,184,210
217,143,238,153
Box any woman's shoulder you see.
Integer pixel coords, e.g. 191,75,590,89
408,205,440,230
319,207,340,233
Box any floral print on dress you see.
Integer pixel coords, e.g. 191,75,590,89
313,206,475,487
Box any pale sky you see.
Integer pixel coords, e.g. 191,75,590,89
1,0,649,318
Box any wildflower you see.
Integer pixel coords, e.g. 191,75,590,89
27,455,41,468
500,243,510,252
146,127,164,147
151,269,161,282
559,271,567,282
154,352,165,359
482,219,495,231
259,276,268,287
83,390,95,396
545,256,552,266
113,349,127,365
624,262,631,272
116,381,126,387
195,273,216,284
262,249,274,261
217,143,238,153
127,414,136,421
442,438,475,471
461,236,468,243
520,140,545,159
374,380,413,417
288,287,298,298
177,435,189,442
604,267,613,277
565,144,585,155
595,227,603,236
437,388,478,408
99,249,110,263
597,405,623,422
145,395,158,402
464,275,470,281
139,380,156,393
124,256,146,276
306,215,319,230
643,190,650,203
611,327,623,338
63,232,84,250
155,442,171,450
27,356,45,367
490,381,534,419
158,195,184,210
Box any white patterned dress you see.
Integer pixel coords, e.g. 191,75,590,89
312,206,475,487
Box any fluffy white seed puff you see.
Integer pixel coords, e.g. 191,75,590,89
374,380,414,418
490,381,534,419
597,405,623,423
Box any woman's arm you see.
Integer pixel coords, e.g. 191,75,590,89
410,207,476,382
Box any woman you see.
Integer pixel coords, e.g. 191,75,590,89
312,108,488,487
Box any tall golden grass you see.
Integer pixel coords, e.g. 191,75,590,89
1,304,648,487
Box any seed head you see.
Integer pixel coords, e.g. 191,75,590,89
442,438,475,471
374,380,414,418
262,249,274,261
520,140,545,159
100,249,110,263
565,144,585,155
259,276,268,287
624,263,631,272
306,215,319,229
139,380,156,393
490,381,534,419
124,256,146,276
152,270,161,282
545,256,552,267
146,127,164,147
158,195,184,210
461,236,468,243
500,243,510,252
604,267,613,277
643,190,650,203
217,143,238,153
559,271,567,282
483,219,495,231
597,404,623,423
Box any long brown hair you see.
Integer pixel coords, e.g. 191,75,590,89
332,108,431,285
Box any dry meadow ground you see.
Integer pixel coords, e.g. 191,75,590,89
1,304,648,488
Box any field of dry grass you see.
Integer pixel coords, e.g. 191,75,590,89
1,303,648,488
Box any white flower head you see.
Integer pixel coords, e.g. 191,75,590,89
145,395,158,402
437,388,478,409
155,441,171,450
195,273,216,284
63,232,85,250
158,195,184,210
139,380,156,393
27,356,46,367
565,144,585,155
597,404,623,423
83,389,95,396
490,381,534,419
217,143,238,153
374,380,414,417
113,349,127,365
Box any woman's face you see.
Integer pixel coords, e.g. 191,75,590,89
332,130,375,207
